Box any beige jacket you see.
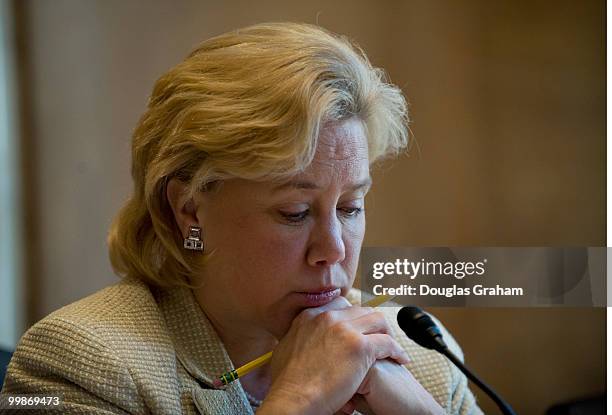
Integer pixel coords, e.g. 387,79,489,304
2,277,482,414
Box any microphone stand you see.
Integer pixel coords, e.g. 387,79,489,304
437,344,516,415
397,307,516,415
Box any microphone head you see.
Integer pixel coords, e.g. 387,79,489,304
397,306,447,351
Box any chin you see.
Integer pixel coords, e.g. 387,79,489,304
268,322,291,340
265,311,298,340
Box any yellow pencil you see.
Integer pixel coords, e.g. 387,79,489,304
212,294,395,388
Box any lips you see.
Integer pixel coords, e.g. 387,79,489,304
296,287,341,307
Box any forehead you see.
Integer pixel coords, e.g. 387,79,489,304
262,118,370,195
308,118,369,171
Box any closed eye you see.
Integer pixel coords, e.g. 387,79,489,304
280,210,309,223
338,207,364,218
280,206,364,225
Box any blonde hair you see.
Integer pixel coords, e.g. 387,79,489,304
108,22,409,288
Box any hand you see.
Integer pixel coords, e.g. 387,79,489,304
339,359,445,415
258,297,410,415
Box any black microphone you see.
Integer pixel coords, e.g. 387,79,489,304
397,306,516,415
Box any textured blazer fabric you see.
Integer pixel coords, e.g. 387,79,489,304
1,277,483,414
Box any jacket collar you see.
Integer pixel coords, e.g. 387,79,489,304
154,283,253,414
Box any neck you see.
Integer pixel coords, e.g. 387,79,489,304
192,289,277,400
221,329,275,401
221,325,277,368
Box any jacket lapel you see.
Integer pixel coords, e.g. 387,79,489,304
155,285,252,414
191,386,252,415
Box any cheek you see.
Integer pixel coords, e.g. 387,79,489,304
223,224,309,289
241,219,307,257
344,216,366,248
243,236,304,271
342,219,366,270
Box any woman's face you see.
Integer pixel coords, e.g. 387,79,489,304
192,117,370,339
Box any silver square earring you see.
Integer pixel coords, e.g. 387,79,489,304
183,226,204,251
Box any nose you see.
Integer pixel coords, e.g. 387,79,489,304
306,214,346,267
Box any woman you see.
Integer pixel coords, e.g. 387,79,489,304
2,23,481,414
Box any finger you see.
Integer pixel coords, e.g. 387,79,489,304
339,398,356,414
365,333,411,365
346,311,391,335
300,296,353,319
322,305,375,324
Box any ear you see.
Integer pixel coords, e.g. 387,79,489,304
166,178,200,238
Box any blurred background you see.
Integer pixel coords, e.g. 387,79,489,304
0,0,605,413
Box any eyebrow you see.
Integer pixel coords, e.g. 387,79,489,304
271,177,372,193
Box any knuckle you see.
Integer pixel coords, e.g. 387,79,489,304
372,311,389,327
346,334,369,356
330,320,350,335
371,310,385,321
295,309,316,325
335,296,352,308
314,310,335,326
